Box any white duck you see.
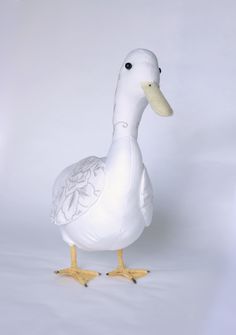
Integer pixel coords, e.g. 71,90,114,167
52,48,173,286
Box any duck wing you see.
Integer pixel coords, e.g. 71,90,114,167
52,156,106,226
139,167,154,227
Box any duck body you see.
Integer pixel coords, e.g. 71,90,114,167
52,48,173,256
52,133,153,251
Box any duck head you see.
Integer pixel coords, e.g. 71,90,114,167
113,49,173,130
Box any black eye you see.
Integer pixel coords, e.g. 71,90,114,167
159,67,162,73
125,62,132,70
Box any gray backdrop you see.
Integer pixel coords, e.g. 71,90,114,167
1,0,236,334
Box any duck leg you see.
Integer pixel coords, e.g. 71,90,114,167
106,249,149,283
54,245,101,287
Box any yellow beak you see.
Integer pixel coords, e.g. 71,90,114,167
141,82,173,117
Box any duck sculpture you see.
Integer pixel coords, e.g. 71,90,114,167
52,48,173,286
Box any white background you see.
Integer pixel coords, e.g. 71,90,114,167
1,1,236,334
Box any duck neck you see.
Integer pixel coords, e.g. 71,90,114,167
112,92,147,140
105,93,147,197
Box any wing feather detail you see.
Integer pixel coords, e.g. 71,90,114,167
52,156,105,225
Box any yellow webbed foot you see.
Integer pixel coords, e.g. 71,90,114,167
55,267,101,287
106,268,149,283
54,245,100,287
106,249,150,283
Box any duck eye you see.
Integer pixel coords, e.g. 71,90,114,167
125,62,132,70
159,67,162,73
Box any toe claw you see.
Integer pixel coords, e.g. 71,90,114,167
106,273,109,276
132,278,137,284
147,270,150,273
98,272,102,276
54,270,60,274
84,283,88,287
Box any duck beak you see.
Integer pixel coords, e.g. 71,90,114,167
141,82,173,116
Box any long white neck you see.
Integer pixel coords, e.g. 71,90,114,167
112,90,147,140
105,91,147,199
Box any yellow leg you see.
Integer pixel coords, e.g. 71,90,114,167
106,249,150,283
54,245,101,287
